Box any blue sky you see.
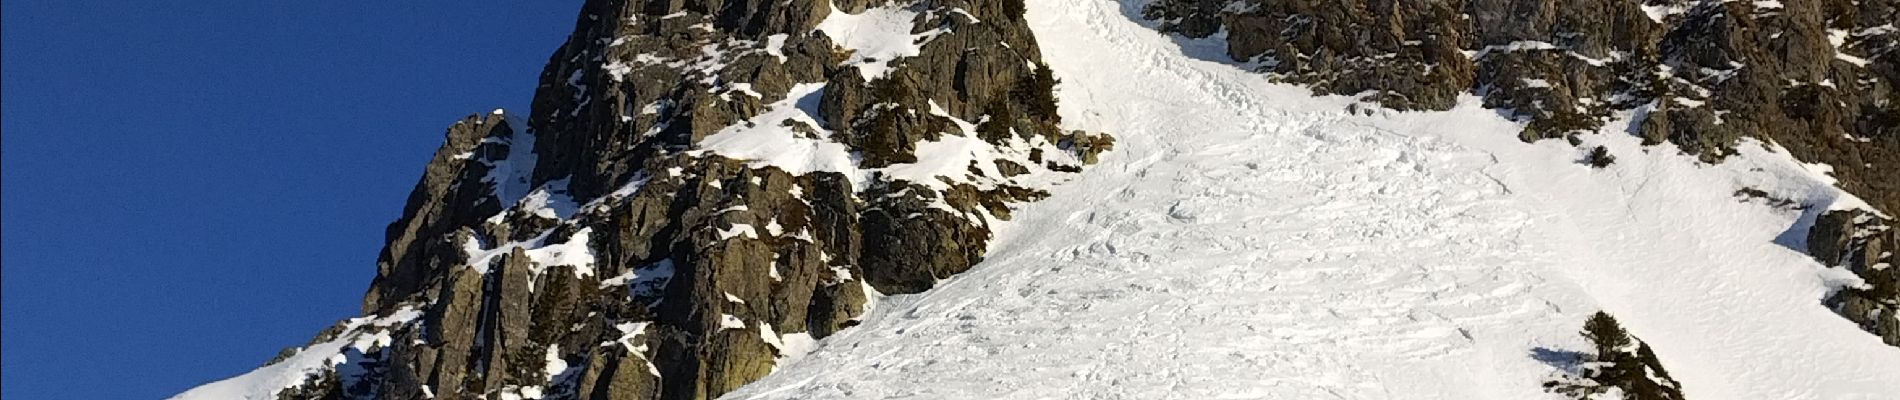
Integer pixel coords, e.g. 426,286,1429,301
3,2,577,398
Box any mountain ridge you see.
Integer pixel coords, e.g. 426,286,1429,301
177,0,1109,398
175,0,1896,399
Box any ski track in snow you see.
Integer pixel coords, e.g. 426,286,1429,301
722,0,1900,399
166,0,1900,397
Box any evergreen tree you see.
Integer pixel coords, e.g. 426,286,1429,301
871,74,917,105
853,74,922,165
1015,63,1060,122
976,98,1016,144
1584,146,1616,168
1001,0,1026,19
1546,312,1688,400
1582,311,1630,356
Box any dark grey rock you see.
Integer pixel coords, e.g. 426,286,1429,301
1809,210,1900,346
258,0,1110,399
1143,0,1900,347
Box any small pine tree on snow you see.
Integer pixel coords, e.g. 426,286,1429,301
1545,312,1687,400
1581,311,1631,355
1584,146,1616,168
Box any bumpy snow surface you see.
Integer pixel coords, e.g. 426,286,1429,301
171,0,1900,398
721,0,1900,399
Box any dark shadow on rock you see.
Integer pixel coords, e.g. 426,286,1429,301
1773,191,1846,253
1774,204,1825,253
1111,0,1246,68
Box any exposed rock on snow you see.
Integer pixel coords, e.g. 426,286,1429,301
173,0,1900,399
1142,0,1900,216
172,0,1106,399
1809,209,1900,346
724,0,1900,397
1543,312,1687,400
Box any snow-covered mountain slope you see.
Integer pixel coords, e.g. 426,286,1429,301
720,0,1900,398
174,0,1115,398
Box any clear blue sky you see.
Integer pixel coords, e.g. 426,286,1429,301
3,2,577,398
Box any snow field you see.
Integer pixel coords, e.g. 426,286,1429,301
721,0,1900,399
170,0,1900,397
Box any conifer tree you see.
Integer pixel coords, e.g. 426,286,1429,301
1546,312,1687,400
977,98,1016,144
1016,63,1060,122
1584,146,1616,168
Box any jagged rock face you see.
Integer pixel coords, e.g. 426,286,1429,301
250,0,1111,399
363,115,518,313
1145,0,1899,346
1144,0,1899,214
1809,209,1900,346
1638,0,1898,210
1147,0,1480,110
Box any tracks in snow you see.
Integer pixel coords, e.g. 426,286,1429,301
726,0,1900,398
723,0,1587,398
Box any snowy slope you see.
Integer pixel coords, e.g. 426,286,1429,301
719,0,1900,398
170,309,423,400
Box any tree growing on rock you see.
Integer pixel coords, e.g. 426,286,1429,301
1001,0,1026,19
1016,63,1060,122
1544,311,1687,400
854,75,924,166
976,98,1017,144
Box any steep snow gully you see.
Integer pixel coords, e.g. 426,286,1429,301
721,0,1900,399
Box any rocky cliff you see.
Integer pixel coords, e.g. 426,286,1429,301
172,0,1897,398
235,0,1110,398
1142,0,1899,346
1809,209,1900,345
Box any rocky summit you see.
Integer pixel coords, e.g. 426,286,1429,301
170,0,1900,399
187,0,1110,398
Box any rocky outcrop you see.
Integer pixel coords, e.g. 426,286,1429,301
1144,0,1898,214
1808,209,1900,346
1144,0,1899,345
1545,312,1688,400
1147,0,1480,110
363,115,517,313
228,0,1109,399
